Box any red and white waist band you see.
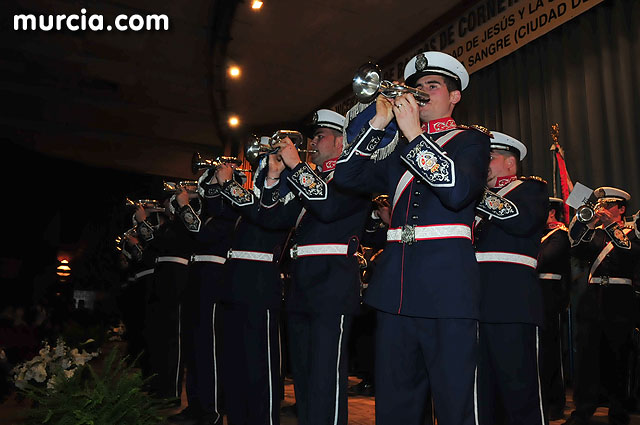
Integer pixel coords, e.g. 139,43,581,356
387,224,472,243
538,273,562,280
290,243,349,259
475,252,538,269
156,256,189,265
589,277,632,286
227,249,274,263
190,254,226,264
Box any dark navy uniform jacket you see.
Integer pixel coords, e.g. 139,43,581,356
234,160,371,316
569,219,640,323
537,223,571,313
152,218,196,259
174,193,238,299
473,177,548,326
333,117,490,319
218,169,293,310
146,216,197,297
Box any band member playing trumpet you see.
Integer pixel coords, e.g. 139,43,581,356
563,187,640,425
167,172,239,425
226,109,370,425
117,201,164,378
213,153,290,425
473,132,548,425
333,51,491,425
143,191,196,403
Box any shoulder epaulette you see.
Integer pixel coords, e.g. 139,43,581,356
520,175,547,184
457,124,493,137
548,222,569,232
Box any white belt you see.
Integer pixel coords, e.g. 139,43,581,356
190,254,226,264
589,277,632,286
156,256,189,265
227,249,274,263
387,224,472,245
475,252,538,269
134,268,155,280
538,273,562,280
290,243,349,259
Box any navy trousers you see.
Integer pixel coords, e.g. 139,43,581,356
223,303,281,425
374,312,478,425
478,323,545,425
287,312,352,425
146,261,188,400
187,262,225,420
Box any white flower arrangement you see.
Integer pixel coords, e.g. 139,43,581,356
11,338,99,391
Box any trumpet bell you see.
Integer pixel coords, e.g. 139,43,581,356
576,204,595,223
352,62,431,106
163,180,198,193
245,137,271,166
244,130,312,166
192,152,248,174
192,152,213,175
352,63,382,104
125,198,164,212
272,130,304,148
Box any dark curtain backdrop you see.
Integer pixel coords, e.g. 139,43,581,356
455,0,640,213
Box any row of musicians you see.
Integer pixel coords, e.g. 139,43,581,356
117,49,640,425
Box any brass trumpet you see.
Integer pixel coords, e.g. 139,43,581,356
124,198,165,213
116,227,143,259
245,130,317,165
163,180,199,194
116,227,137,246
191,152,251,175
576,200,606,223
352,63,430,106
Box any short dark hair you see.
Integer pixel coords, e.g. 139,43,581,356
442,75,461,92
409,73,461,93
493,149,521,175
603,199,627,213
312,127,342,139
549,203,565,222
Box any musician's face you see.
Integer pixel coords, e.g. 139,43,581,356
599,201,625,222
414,75,460,123
310,127,343,167
487,150,516,187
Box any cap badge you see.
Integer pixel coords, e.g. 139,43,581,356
311,112,318,125
415,53,428,72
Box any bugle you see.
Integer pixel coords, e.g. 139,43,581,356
352,62,430,106
245,130,317,165
191,152,251,175
576,200,607,223
163,180,199,194
124,198,165,213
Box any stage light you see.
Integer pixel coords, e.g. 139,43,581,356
229,66,241,78
228,116,240,127
57,259,71,282
251,1,263,10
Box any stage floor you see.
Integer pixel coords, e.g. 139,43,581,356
2,375,640,425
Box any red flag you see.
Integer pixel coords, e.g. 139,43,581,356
553,144,574,224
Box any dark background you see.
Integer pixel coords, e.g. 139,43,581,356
0,140,171,309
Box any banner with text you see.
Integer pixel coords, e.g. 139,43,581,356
334,0,604,115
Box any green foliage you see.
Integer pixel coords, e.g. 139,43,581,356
58,319,107,354
19,346,172,425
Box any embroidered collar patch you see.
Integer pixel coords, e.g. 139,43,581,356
494,175,517,189
320,157,338,172
421,117,457,134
